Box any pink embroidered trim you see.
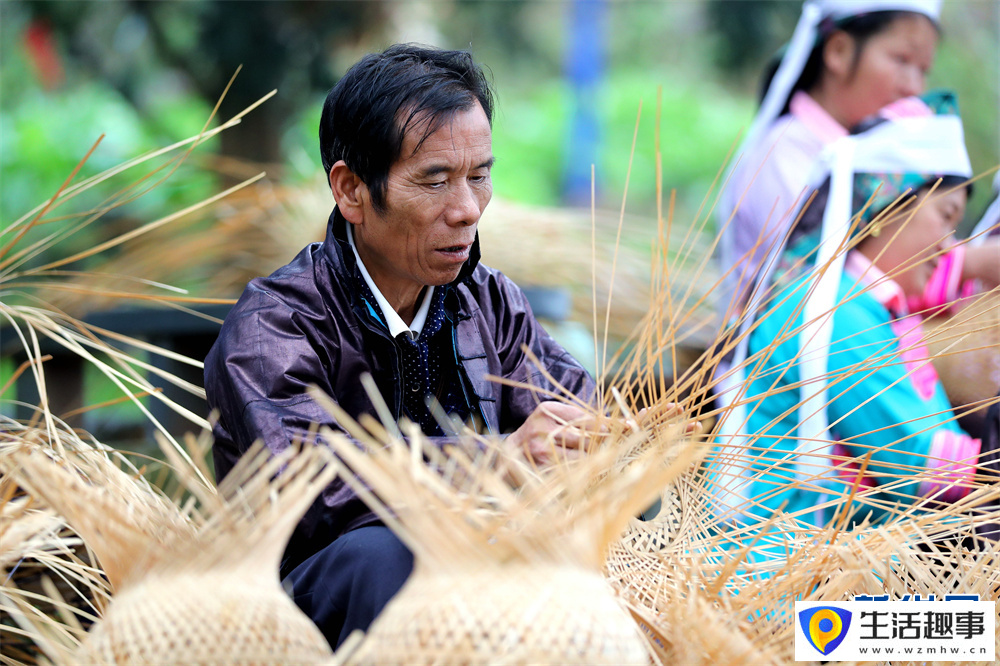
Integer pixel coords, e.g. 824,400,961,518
878,96,933,120
910,245,965,312
888,314,939,401
918,430,981,502
845,251,907,314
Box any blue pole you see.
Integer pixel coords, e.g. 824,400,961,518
563,0,606,207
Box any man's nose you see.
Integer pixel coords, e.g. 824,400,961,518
448,181,483,226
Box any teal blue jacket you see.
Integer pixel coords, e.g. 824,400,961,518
710,270,978,566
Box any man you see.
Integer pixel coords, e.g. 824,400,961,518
204,44,598,649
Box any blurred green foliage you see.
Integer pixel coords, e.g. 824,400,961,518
0,3,218,266
3,0,997,245
1,84,217,223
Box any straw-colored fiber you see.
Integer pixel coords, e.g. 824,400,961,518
1,429,338,665
617,481,685,554
312,388,704,665
76,570,331,665
926,292,1000,424
356,564,647,665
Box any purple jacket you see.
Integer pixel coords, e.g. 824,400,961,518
204,208,595,574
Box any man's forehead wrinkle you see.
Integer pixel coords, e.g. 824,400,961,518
416,163,453,178
399,125,493,178
410,153,494,180
397,101,491,163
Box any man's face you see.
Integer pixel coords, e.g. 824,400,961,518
352,102,493,305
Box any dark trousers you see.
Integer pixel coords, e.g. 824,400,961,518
285,525,414,648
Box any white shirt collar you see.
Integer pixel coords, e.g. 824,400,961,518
347,221,433,340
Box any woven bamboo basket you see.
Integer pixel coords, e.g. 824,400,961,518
312,390,704,666
357,563,647,665
595,192,1000,663
75,570,331,665
0,88,341,664
617,476,685,554
3,437,338,665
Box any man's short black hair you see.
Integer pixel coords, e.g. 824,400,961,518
319,43,495,213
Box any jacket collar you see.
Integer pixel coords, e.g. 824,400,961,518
844,250,908,317
789,91,848,144
325,206,481,286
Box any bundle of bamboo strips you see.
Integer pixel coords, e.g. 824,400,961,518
0,76,277,448
0,494,105,665
1,77,339,664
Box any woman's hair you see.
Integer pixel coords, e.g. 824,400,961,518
757,10,934,113
791,174,968,249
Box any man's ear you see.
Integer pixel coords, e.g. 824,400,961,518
823,30,857,81
328,160,367,225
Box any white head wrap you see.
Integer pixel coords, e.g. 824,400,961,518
791,112,969,482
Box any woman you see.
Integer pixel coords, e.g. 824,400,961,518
710,95,983,564
717,0,942,316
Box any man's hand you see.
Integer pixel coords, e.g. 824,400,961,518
631,404,705,436
506,401,604,467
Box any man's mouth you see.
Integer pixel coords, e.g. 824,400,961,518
437,243,471,259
